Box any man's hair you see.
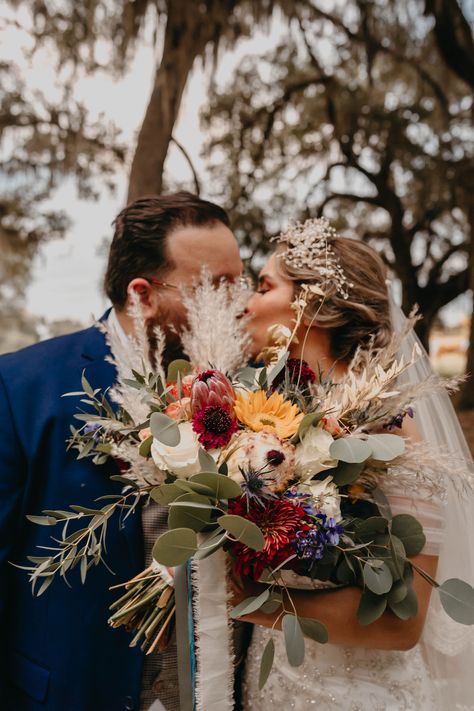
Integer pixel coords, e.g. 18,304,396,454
104,191,231,307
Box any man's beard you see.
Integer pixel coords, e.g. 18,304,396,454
146,318,186,371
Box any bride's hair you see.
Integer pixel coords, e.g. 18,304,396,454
277,237,392,362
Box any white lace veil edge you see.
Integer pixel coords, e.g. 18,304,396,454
391,297,474,708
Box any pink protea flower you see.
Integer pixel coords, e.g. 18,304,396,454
191,370,236,414
192,405,238,449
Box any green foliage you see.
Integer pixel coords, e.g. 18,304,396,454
152,528,198,566
330,437,373,464
282,614,305,667
150,412,181,446
258,637,275,690
202,0,473,341
218,514,265,550
20,489,142,593
230,590,270,619
438,579,474,625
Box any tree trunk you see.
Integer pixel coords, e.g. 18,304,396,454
127,2,213,203
425,0,474,90
458,206,474,410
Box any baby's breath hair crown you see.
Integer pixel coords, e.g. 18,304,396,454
273,217,352,300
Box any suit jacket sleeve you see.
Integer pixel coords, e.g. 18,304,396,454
0,369,26,692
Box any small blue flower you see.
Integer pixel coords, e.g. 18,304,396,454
84,422,101,435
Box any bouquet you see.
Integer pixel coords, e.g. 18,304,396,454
22,274,474,703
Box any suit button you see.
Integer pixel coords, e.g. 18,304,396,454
124,696,134,710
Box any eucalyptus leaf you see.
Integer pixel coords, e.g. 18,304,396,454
167,359,192,383
388,580,408,604
258,368,268,390
152,528,198,566
365,434,405,461
267,349,289,385
363,561,393,595
357,589,387,625
194,530,226,560
438,579,474,625
336,557,356,584
258,637,275,690
230,590,270,619
150,483,183,505
325,460,365,486
138,435,153,458
150,412,180,446
190,472,242,500
355,516,388,540
235,366,259,388
296,412,324,443
391,514,426,556
218,514,265,551
389,587,418,620
218,460,228,476
198,447,218,473
282,614,305,667
174,478,215,496
299,617,329,644
261,596,283,614
373,487,393,520
329,437,372,464
168,493,212,532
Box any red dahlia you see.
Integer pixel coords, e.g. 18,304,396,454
192,405,238,449
227,497,311,580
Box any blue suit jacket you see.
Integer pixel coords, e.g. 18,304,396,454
0,321,145,710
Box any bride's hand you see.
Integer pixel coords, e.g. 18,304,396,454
228,570,262,608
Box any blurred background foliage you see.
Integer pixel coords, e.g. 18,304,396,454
1,0,473,409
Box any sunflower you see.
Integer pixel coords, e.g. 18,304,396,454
234,389,303,439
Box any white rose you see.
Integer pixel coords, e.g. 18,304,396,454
151,421,201,479
297,476,342,521
295,425,338,481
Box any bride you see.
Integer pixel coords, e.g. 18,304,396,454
239,222,474,710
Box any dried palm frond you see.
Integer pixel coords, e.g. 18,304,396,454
100,294,166,423
180,269,252,373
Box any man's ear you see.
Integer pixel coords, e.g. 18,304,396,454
126,278,160,318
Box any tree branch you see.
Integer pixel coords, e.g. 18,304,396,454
170,136,201,195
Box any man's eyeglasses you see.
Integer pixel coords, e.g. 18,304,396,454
143,275,254,290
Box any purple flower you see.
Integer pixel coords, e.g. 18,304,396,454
383,407,415,431
324,516,344,546
295,527,326,562
84,422,101,435
240,466,278,508
294,513,344,563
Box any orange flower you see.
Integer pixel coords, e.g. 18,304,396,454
164,397,191,422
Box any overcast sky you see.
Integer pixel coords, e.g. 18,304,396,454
2,8,471,328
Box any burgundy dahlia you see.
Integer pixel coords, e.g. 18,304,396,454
192,405,238,449
227,497,311,580
272,358,316,391
191,369,236,414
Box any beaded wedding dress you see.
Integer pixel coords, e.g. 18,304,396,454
244,305,474,710
244,492,441,711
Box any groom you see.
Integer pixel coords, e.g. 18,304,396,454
0,192,245,710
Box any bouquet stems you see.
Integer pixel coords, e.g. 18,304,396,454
108,565,175,654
